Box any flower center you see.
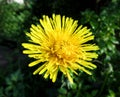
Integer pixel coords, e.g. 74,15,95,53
49,40,79,63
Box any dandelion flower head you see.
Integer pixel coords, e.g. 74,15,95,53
22,14,99,83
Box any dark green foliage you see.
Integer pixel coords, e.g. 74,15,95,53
0,70,25,97
0,0,34,44
0,0,120,97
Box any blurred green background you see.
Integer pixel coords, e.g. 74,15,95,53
0,0,120,97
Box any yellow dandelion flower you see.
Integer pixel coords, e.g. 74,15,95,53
22,14,99,83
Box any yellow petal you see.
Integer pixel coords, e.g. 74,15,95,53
52,69,58,83
44,70,50,79
28,60,41,67
67,71,73,84
33,65,45,75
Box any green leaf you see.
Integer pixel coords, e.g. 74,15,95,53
108,90,116,97
71,83,77,90
58,88,67,95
